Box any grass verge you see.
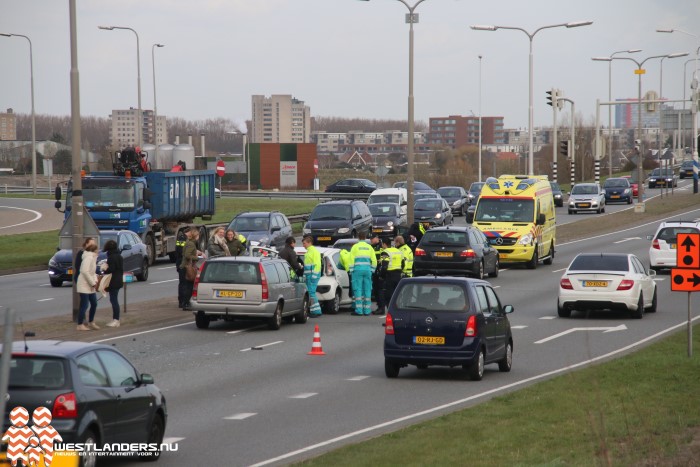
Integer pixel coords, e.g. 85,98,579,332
297,325,700,466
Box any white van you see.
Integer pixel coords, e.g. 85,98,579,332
367,188,408,216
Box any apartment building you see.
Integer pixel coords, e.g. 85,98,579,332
428,115,505,149
251,95,311,143
108,108,167,149
0,108,17,141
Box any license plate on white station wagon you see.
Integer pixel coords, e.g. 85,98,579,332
217,290,245,298
583,281,608,288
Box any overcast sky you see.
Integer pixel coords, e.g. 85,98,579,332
1,0,699,133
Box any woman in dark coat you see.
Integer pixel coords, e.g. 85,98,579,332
102,239,124,327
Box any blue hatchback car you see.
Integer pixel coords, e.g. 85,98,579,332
602,177,633,204
383,276,514,380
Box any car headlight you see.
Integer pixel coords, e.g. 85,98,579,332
624,188,631,194
337,227,350,234
569,200,575,206
554,194,562,199
518,234,533,245
387,221,394,227
435,213,442,219
259,237,270,245
49,258,58,268
303,227,311,235
452,200,461,207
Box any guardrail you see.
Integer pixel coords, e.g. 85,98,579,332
1,185,54,195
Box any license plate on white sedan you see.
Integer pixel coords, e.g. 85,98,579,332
583,281,608,287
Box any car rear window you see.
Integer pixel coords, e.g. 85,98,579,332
421,231,468,245
200,261,260,284
9,357,67,389
656,227,700,242
569,255,629,271
394,282,469,312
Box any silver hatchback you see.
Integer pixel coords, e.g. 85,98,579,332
191,256,309,330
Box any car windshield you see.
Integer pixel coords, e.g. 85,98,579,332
415,193,438,201
421,231,468,245
469,183,485,195
396,181,432,191
200,261,260,284
309,204,351,221
475,198,534,222
604,179,628,188
415,200,442,211
550,182,561,192
394,282,469,312
652,169,674,176
568,254,629,272
682,161,694,168
8,357,67,389
438,188,461,197
368,194,399,204
370,204,398,216
98,233,118,248
229,216,270,231
571,185,599,195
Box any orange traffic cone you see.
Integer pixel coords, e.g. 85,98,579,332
307,324,326,356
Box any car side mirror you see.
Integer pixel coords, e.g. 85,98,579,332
54,185,62,201
354,215,362,221
503,304,514,314
271,226,281,233
466,211,474,224
536,213,545,226
121,244,132,252
646,235,653,241
140,373,154,385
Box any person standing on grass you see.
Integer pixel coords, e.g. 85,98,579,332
302,235,322,317
76,242,99,331
102,239,124,328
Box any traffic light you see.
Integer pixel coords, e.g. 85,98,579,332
546,89,556,108
560,140,569,158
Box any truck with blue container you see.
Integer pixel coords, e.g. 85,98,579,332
57,147,217,264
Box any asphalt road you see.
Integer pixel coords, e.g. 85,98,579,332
2,186,698,466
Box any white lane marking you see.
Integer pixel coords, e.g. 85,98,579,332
346,376,370,381
150,279,179,284
0,206,42,230
163,437,185,444
90,321,193,343
535,324,628,344
613,237,641,244
224,413,257,420
37,298,54,302
552,268,567,273
539,316,556,320
240,341,283,352
157,266,176,270
289,393,317,399
250,315,700,467
510,325,528,329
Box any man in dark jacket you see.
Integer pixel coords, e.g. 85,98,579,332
279,237,303,276
102,239,124,327
175,227,191,309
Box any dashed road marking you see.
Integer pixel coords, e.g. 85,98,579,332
346,376,370,381
241,341,283,352
224,413,257,420
289,393,317,399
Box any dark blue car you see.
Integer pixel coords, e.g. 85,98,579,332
47,230,149,287
602,177,633,204
384,276,514,380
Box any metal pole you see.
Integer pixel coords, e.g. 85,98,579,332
659,57,666,168
638,68,644,205
245,133,250,191
688,292,693,357
552,92,558,183
152,44,164,165
70,0,84,321
595,99,600,183
571,101,576,182
608,59,613,178
527,36,534,175
406,5,417,225
478,54,483,182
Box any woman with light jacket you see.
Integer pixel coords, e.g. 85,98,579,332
76,242,99,331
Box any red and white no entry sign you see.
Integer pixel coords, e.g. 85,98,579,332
216,160,225,177
313,159,319,175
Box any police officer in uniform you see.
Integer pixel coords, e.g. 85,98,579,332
374,237,404,315
406,221,427,252
394,235,414,278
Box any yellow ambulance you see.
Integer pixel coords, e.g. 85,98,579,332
467,175,556,269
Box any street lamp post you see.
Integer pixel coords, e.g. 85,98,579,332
604,53,688,204
99,25,142,149
226,130,250,191
1,33,36,195
657,28,700,194
471,21,592,176
359,0,428,226
591,49,641,178
151,43,164,165
478,54,483,181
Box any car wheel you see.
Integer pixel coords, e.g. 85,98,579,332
295,294,309,324
628,197,633,205
141,414,164,462
79,429,99,467
543,242,554,265
385,359,400,378
195,311,210,329
268,302,283,330
631,293,644,319
50,278,63,287
498,342,513,372
557,301,571,318
648,287,658,313
601,205,605,213
146,235,156,266
136,259,149,281
526,248,538,270
488,255,499,278
476,261,485,280
323,290,341,315
568,209,574,215
466,348,485,381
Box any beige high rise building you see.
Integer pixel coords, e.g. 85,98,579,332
0,108,17,141
251,95,310,143
108,108,167,149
